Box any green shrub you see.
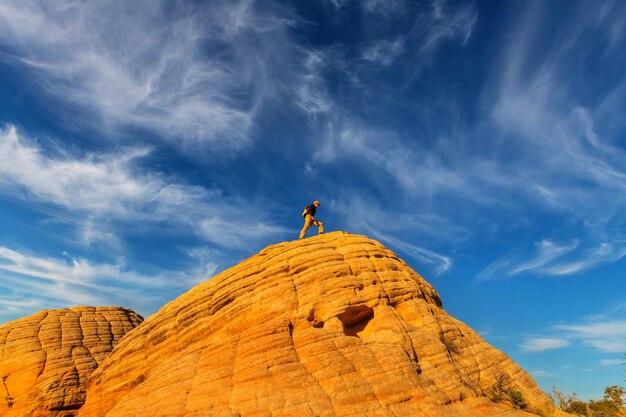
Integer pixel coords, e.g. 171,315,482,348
565,399,622,417
489,375,507,402
565,400,588,416
589,399,620,417
508,388,528,409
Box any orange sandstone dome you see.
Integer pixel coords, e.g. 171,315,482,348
0,306,143,417
78,232,567,417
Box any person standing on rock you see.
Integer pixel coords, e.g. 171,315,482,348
299,200,324,239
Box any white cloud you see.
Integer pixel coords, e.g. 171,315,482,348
600,358,623,367
329,0,405,15
0,246,212,322
479,240,626,280
530,370,554,378
476,258,515,282
326,193,454,276
186,247,225,282
199,217,292,249
0,124,208,220
313,119,466,199
487,2,626,217
543,243,626,276
0,296,47,324
363,0,405,16
79,217,124,250
299,1,626,283
362,39,404,66
0,0,300,150
373,232,452,275
420,0,477,54
519,314,626,356
555,321,626,353
295,52,333,116
326,0,348,8
510,240,579,275
519,337,570,352
455,2,626,281
0,125,291,249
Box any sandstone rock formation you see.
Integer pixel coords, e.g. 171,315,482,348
78,232,567,417
0,306,143,417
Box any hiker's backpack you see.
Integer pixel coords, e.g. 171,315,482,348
301,206,309,218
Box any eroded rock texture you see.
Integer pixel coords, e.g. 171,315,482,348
0,306,143,417
79,232,566,417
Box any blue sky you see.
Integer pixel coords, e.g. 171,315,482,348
0,0,624,401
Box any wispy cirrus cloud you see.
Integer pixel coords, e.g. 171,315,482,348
0,124,209,220
476,9,626,275
519,311,626,355
372,232,452,276
0,125,290,249
530,370,554,378
0,245,213,322
422,0,477,52
555,321,626,353
312,119,467,199
600,358,623,367
0,296,45,323
478,239,626,280
486,2,626,213
510,240,579,275
302,1,626,283
295,52,334,117
478,240,576,280
0,0,301,151
543,243,626,276
362,39,404,66
357,0,477,80
326,193,454,276
433,3,625,281
363,0,405,16
519,337,570,352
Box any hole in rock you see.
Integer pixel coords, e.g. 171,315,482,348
338,305,374,337
306,310,315,322
306,309,324,328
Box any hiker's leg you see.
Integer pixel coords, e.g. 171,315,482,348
314,220,324,235
299,215,313,239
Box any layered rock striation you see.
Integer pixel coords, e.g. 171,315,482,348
79,232,566,417
0,306,143,417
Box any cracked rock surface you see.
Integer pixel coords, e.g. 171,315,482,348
79,232,567,417
0,306,142,417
